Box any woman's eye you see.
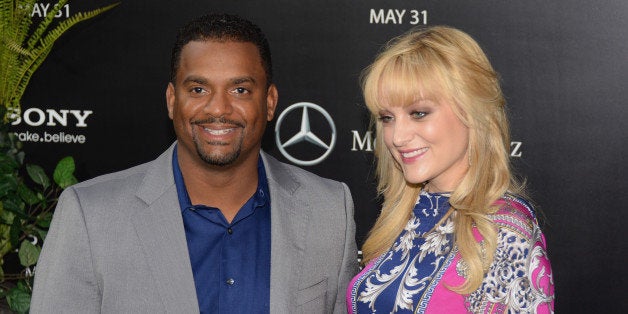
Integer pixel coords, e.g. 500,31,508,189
378,115,393,123
411,111,427,119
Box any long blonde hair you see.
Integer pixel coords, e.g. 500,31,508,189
360,26,520,293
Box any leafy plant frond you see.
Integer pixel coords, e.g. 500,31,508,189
25,0,70,50
1,0,120,122
2,37,34,58
39,2,120,51
1,1,37,100
13,0,38,44
9,45,53,109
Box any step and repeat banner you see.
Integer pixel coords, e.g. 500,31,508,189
11,0,627,312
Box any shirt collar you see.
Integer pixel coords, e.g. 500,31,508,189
172,144,270,212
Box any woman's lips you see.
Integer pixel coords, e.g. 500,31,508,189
399,147,428,162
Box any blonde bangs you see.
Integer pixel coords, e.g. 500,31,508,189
363,44,453,117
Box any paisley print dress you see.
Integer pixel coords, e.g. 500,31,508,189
347,192,554,313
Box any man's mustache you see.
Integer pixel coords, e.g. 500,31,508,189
192,117,245,128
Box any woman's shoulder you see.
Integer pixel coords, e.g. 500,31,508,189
490,194,541,241
472,195,555,312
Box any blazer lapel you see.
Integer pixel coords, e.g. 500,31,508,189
132,143,199,313
261,152,310,313
128,148,307,312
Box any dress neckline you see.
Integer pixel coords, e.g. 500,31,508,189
413,191,452,235
420,189,452,197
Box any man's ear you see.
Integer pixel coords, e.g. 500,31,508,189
266,84,278,121
166,83,175,119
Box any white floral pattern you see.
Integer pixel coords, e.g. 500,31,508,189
350,193,555,314
356,192,455,313
464,198,555,313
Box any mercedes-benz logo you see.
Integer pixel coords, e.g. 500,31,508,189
274,102,337,166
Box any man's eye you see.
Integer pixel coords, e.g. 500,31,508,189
233,87,249,94
191,87,205,94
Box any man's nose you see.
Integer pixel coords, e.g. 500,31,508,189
204,92,233,117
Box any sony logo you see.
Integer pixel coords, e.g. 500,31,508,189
10,108,93,127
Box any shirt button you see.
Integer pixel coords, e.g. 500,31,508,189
226,278,235,285
227,228,233,234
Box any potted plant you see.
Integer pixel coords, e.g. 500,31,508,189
0,1,119,312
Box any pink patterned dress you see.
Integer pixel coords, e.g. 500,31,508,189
347,191,554,313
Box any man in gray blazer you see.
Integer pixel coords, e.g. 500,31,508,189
31,13,358,313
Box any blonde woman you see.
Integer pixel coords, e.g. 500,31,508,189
347,26,554,313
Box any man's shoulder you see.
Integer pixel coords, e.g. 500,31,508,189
261,151,344,188
74,161,151,190
71,145,173,195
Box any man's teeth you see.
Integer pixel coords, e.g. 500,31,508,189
402,148,427,158
204,128,232,135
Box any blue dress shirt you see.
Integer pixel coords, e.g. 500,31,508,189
173,146,271,313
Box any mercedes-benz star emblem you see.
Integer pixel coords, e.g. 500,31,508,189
274,102,336,166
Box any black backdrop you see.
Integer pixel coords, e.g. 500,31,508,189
11,1,628,312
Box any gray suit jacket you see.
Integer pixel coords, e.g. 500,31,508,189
30,143,358,313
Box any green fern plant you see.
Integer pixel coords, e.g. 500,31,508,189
1,0,119,120
0,1,119,312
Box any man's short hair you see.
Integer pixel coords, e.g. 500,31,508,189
170,13,273,86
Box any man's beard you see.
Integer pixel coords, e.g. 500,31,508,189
193,135,244,166
191,117,245,166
